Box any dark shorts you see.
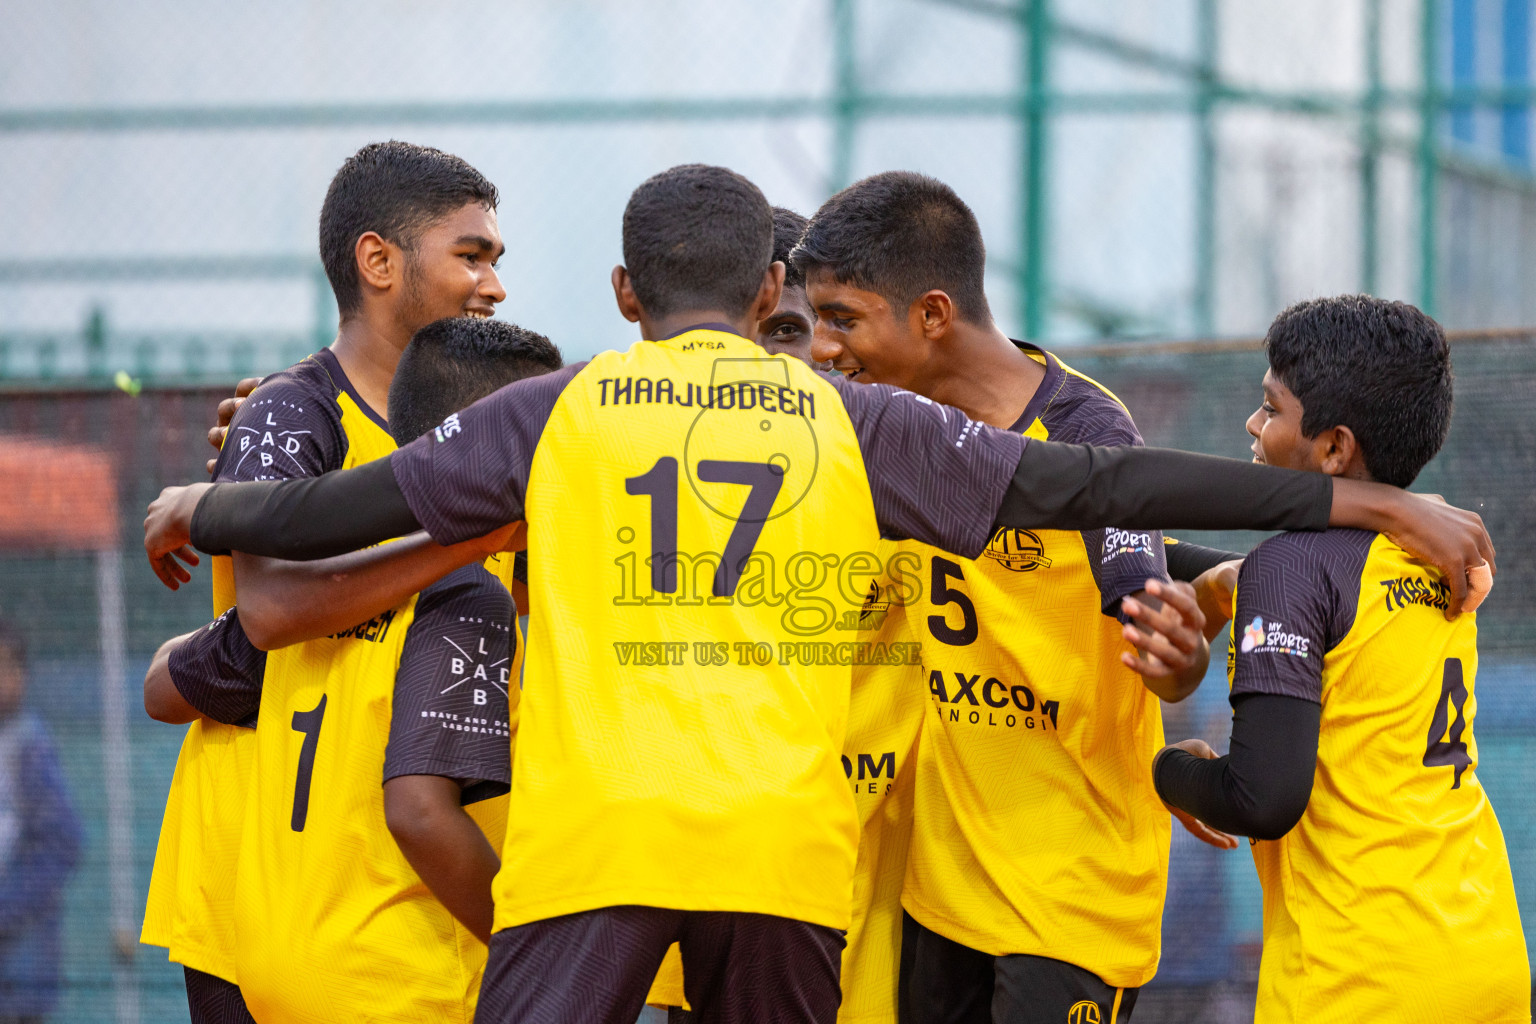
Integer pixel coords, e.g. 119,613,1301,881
183,966,257,1024
899,912,1139,1024
474,905,845,1024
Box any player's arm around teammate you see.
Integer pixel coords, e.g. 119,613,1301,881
143,382,1497,606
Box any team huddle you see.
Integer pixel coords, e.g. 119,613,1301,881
137,142,1527,1024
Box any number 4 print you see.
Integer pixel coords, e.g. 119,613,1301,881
1423,659,1472,790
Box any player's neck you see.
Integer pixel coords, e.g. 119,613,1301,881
639,309,756,342
329,315,407,421
922,322,1046,431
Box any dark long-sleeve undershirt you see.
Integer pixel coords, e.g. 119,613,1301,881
191,440,1333,563
1153,693,1321,840
192,455,418,559
1165,539,1246,583
996,440,1331,535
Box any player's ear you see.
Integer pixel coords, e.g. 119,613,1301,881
1318,425,1358,477
914,290,955,341
749,261,787,326
355,231,398,295
612,265,643,324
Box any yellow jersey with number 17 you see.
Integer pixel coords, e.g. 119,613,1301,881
389,326,1027,932
141,349,395,981
1229,529,1528,1024
510,332,877,929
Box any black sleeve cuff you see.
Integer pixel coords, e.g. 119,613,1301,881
998,442,1332,535
191,458,420,560
1165,539,1247,582
1153,693,1321,840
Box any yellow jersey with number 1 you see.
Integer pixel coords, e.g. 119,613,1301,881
141,351,395,981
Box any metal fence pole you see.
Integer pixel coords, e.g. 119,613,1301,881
96,547,139,1024
1193,0,1219,337
1361,0,1383,295
1420,0,1441,315
830,0,859,194
1020,0,1051,339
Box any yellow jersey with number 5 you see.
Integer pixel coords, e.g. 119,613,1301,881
1229,529,1528,1024
900,346,1172,989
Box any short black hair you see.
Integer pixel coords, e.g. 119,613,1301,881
388,317,562,446
792,171,992,324
320,141,499,317
621,164,774,319
1265,295,1453,487
772,207,810,290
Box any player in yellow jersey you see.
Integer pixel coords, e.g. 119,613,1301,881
794,171,1230,1024
143,316,558,1022
644,201,836,1021
1153,295,1529,1024
146,166,1495,1024
139,140,507,1023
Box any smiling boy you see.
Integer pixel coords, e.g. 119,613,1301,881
140,140,507,1023
1154,295,1528,1024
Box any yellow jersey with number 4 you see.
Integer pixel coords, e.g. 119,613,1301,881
1229,529,1528,1024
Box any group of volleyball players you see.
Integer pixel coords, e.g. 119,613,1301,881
137,140,1525,1024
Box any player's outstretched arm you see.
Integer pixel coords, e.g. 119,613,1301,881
383,775,500,945
145,459,421,586
1153,699,1320,840
234,526,524,650
993,442,1494,617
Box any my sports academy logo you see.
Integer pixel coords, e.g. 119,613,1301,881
433,412,462,443
1239,615,1311,657
983,527,1052,572
1102,527,1153,564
